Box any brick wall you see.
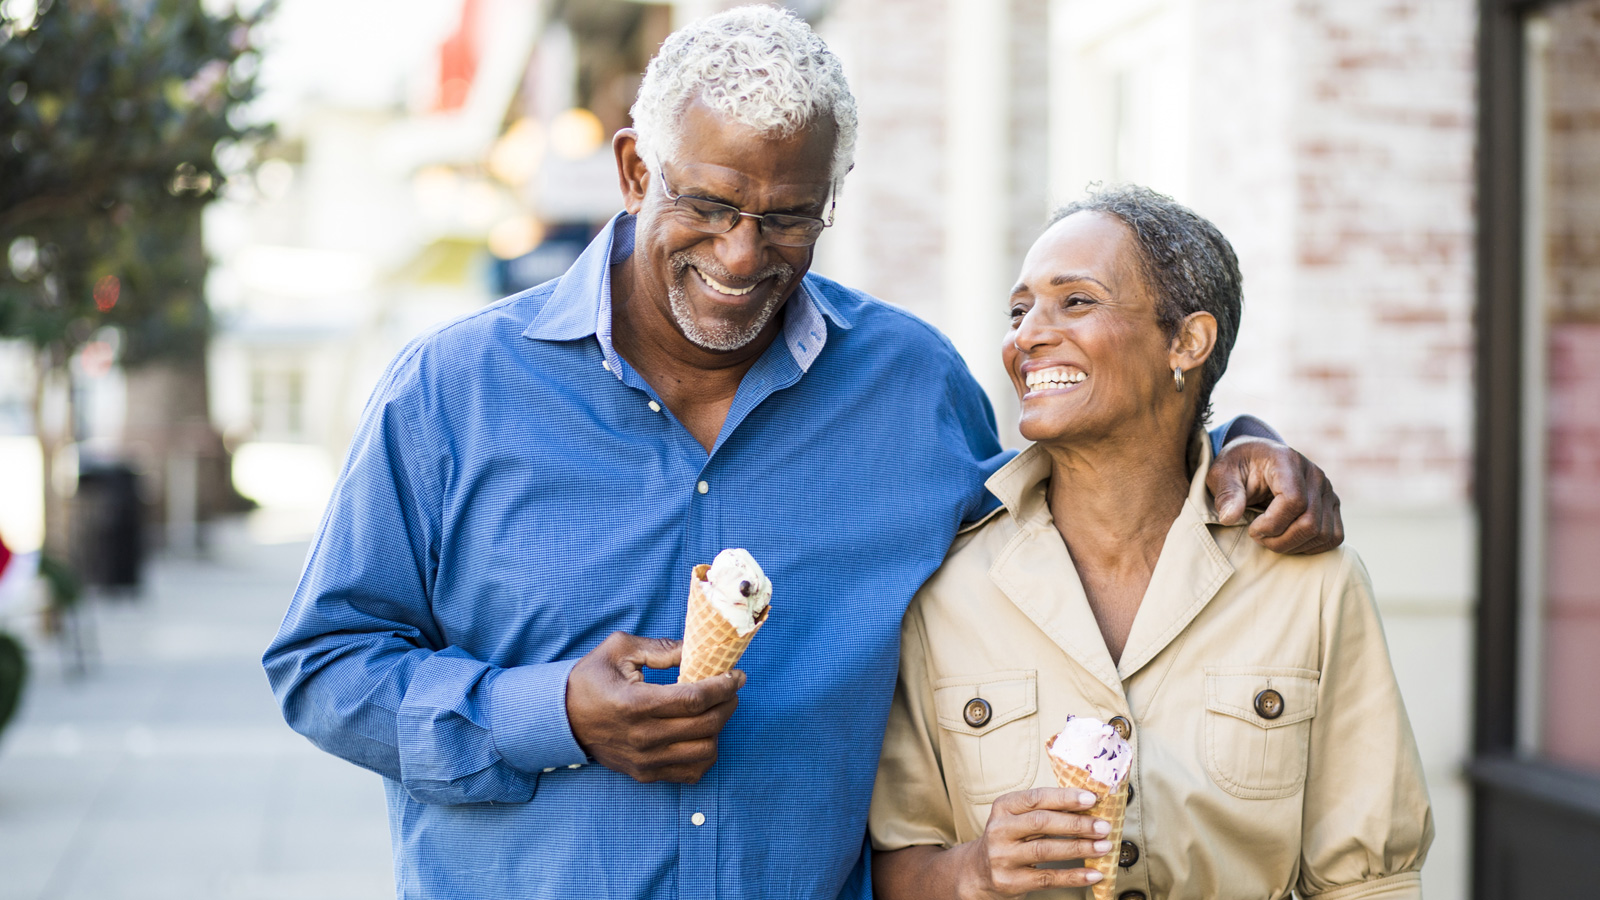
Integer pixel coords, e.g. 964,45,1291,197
1198,0,1477,506
815,0,949,326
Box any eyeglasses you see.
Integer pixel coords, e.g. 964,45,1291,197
656,165,834,247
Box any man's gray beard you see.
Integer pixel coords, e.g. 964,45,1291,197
668,252,793,352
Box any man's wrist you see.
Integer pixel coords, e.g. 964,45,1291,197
488,659,588,773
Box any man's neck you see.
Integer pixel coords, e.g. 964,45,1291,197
609,258,785,452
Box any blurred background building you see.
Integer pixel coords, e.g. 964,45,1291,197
1,0,1597,898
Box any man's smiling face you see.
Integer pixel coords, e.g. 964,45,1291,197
628,99,836,354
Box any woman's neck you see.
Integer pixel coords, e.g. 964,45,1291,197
1042,428,1193,664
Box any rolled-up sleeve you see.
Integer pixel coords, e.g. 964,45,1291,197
869,600,959,851
1297,550,1433,899
262,356,586,806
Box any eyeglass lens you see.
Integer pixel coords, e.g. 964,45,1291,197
674,197,824,246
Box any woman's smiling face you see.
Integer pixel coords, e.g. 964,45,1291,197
1003,210,1182,447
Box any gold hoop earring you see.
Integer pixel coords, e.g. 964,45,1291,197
1173,366,1185,393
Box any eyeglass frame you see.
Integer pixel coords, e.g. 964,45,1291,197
654,161,836,247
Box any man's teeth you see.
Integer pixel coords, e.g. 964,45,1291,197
1025,368,1086,390
696,268,757,296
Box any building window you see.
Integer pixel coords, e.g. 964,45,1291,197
1521,0,1600,773
249,363,309,442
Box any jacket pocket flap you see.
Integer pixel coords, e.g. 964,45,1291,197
1205,666,1319,729
933,670,1038,736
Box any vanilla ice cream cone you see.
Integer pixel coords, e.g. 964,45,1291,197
1047,730,1131,900
678,565,767,682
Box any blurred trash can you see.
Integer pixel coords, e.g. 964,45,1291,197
72,461,144,591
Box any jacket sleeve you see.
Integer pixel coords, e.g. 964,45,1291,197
1297,549,1434,899
870,597,961,850
261,359,587,806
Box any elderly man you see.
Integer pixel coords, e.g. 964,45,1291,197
264,7,1341,899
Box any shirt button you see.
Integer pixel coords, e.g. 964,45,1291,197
601,359,611,371
1255,688,1285,719
541,767,555,773
962,698,992,728
697,481,709,494
566,763,582,769
1118,840,1140,868
1109,716,1132,740
691,812,706,826
648,400,661,412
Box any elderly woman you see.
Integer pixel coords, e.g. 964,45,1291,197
868,185,1432,900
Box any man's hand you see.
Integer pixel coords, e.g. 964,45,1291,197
1208,436,1344,555
565,631,743,784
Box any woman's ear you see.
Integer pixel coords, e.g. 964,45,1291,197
1169,311,1218,374
614,128,650,215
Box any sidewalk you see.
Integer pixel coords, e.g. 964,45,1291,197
0,519,392,900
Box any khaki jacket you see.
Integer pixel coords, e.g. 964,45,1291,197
869,440,1433,900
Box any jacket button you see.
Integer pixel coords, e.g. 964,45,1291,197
1109,716,1132,740
1254,688,1285,720
1125,781,1134,803
1118,893,1147,900
963,697,992,728
1118,840,1140,868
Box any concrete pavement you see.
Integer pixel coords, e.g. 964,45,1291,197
0,519,392,900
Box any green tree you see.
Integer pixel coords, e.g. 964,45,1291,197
0,0,270,558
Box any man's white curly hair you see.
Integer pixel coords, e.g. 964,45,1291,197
630,4,858,188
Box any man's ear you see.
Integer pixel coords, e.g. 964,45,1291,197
614,128,650,214
1169,311,1218,374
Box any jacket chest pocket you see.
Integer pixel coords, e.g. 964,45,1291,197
933,671,1039,805
1202,667,1319,800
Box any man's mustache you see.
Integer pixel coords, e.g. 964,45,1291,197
670,252,795,289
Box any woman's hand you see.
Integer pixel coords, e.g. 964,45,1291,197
873,787,1112,900
958,787,1113,898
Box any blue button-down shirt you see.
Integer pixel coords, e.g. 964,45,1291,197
264,213,1011,899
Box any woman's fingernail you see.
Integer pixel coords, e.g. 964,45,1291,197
1079,791,1097,806
1094,820,1111,835
1093,840,1113,853
1085,871,1104,883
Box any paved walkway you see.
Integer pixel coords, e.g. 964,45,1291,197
0,521,392,900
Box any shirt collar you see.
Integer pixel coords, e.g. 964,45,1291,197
986,430,1222,528
523,212,851,377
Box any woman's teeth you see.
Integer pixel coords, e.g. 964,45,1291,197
696,268,757,296
1025,368,1086,390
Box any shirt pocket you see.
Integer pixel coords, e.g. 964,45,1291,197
1202,666,1320,800
933,670,1039,805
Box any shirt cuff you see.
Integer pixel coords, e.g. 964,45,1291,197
488,658,588,774
1302,872,1422,900
1213,414,1283,456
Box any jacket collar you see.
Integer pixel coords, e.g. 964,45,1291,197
985,433,1236,690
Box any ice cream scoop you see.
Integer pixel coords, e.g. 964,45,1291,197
1047,714,1132,789
677,549,772,684
699,548,771,637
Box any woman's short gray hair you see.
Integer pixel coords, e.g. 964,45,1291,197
1049,184,1243,430
630,5,857,188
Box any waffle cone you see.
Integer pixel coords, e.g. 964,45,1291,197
1046,734,1129,900
677,564,769,683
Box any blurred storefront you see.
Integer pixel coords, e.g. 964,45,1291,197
1474,0,1600,896
205,0,669,532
